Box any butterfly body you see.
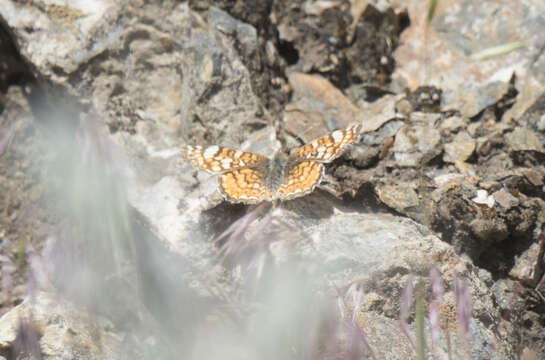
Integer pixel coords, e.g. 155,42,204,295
182,124,361,203
263,153,289,192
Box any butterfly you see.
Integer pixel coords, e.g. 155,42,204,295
182,124,361,203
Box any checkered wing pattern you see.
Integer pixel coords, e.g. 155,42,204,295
289,124,361,163
182,145,268,174
218,168,271,203
274,161,324,200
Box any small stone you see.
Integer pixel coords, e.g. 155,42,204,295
509,242,542,286
492,188,519,209
444,131,476,163
376,184,419,213
479,181,501,192
472,189,495,208
469,218,508,242
395,98,412,117
440,116,467,133
506,127,545,153
433,173,466,187
537,113,545,132
521,168,544,186
393,125,441,167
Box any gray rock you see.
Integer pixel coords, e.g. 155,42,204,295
492,188,520,209
443,131,475,163
393,124,441,167
440,116,468,133
235,211,515,359
506,127,545,153
509,241,543,286
0,2,124,82
392,0,545,121
521,168,544,187
0,292,122,359
442,81,511,119
208,7,258,58
376,184,419,213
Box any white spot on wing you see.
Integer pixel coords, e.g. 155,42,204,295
203,145,219,159
221,158,233,168
234,150,243,158
332,130,344,143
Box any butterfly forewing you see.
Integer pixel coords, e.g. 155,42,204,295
289,124,361,163
182,145,268,174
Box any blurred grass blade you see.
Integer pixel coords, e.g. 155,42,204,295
471,41,530,61
415,282,426,360
427,0,438,23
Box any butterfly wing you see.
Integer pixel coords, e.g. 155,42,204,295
274,160,324,201
289,124,361,163
218,168,272,203
182,145,269,174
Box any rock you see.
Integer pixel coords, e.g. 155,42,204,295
392,0,545,121
0,2,124,82
521,168,544,187
283,72,362,142
443,131,476,163
492,188,520,209
506,127,545,153
235,211,515,359
518,91,545,132
509,241,543,286
392,124,441,167
273,1,405,89
358,94,405,134
283,73,401,146
469,218,508,244
440,116,468,133
0,292,122,359
376,184,419,213
472,189,495,208
433,173,467,188
443,81,511,119
490,279,529,352
208,7,258,58
1,1,541,358
406,85,442,112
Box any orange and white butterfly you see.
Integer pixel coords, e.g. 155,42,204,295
182,124,361,203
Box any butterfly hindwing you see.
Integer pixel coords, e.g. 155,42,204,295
274,160,324,200
218,168,272,203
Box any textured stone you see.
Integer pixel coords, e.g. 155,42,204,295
393,124,441,167
0,292,122,359
492,188,520,209
392,0,545,121
444,131,476,163
506,127,545,153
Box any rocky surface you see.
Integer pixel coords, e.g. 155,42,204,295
0,0,544,359
0,292,122,359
